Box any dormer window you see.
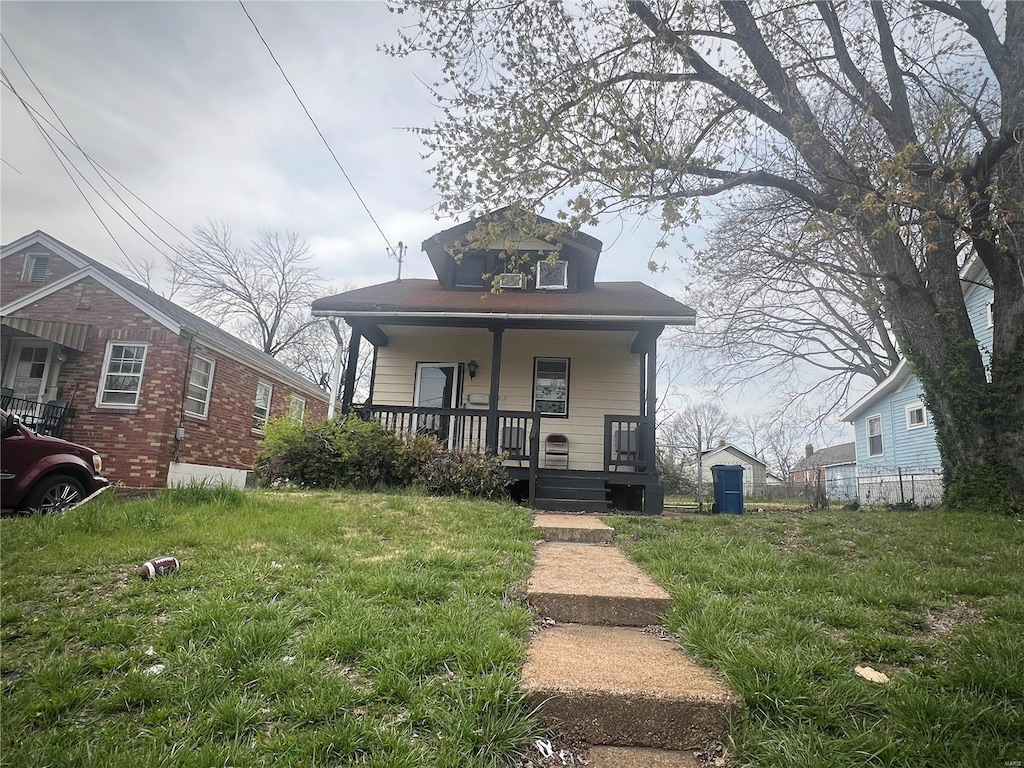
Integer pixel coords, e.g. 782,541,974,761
454,253,487,287
537,260,568,290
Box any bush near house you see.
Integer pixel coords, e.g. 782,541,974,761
256,417,510,499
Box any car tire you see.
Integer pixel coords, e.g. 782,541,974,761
21,474,86,514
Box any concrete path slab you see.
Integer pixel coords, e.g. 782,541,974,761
522,624,738,750
528,543,672,625
533,513,614,544
587,746,700,768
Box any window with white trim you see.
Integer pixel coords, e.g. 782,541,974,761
867,414,883,456
98,342,148,407
906,402,927,430
536,260,567,290
22,254,49,283
253,381,273,431
534,357,569,416
987,299,994,328
288,395,306,423
184,355,215,418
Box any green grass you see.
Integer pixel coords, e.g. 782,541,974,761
1,487,538,768
610,509,1024,768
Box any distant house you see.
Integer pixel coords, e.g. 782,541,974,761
687,443,769,497
840,258,992,505
790,442,857,502
1,231,329,488
311,210,696,514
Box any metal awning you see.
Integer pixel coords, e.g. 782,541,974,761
1,317,91,351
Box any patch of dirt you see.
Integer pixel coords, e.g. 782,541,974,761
913,600,984,640
694,739,735,768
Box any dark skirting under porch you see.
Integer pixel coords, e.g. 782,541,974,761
509,467,664,515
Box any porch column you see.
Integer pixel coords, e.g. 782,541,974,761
645,336,658,472
485,325,504,454
341,328,362,415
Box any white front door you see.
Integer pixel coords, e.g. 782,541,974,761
7,342,52,402
414,363,460,448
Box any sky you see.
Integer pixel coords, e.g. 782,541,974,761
0,1,851,443
0,0,685,292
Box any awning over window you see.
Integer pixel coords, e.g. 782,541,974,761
1,317,91,351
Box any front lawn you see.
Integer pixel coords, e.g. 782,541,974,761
612,509,1024,768
1,488,537,768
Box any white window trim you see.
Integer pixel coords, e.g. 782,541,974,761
96,341,148,408
184,354,216,419
253,381,273,433
905,402,927,431
536,259,568,290
288,395,306,424
987,299,994,328
866,413,884,457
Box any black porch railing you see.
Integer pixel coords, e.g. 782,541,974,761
605,415,650,472
1,394,72,438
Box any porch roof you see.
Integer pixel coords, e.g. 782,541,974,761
312,279,696,324
1,317,91,351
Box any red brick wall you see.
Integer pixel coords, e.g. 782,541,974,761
1,244,81,305
4,271,329,486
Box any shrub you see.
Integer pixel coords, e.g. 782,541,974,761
419,450,512,500
256,416,419,490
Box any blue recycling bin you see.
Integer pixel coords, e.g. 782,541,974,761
710,464,744,514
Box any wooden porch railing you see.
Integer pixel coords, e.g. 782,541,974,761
605,414,650,472
1,394,72,438
357,405,542,505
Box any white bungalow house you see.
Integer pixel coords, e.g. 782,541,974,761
840,258,993,505
311,212,696,514
685,443,769,497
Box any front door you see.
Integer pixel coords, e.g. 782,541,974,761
414,363,459,447
7,343,51,402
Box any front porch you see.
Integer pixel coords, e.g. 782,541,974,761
360,405,662,514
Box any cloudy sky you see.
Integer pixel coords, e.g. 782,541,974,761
1,0,684,293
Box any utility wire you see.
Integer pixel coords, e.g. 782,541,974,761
2,158,23,174
2,33,189,259
237,0,395,253
0,77,201,251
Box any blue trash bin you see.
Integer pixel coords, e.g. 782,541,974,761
710,464,744,514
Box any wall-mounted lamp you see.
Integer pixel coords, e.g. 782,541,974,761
467,360,479,380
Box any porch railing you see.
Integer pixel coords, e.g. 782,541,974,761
1,395,72,438
357,406,541,498
605,415,650,472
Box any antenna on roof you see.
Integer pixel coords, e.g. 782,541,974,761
388,241,406,281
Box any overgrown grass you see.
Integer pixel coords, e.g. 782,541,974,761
610,509,1024,768
1,487,538,767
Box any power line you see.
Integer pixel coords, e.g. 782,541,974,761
237,0,395,253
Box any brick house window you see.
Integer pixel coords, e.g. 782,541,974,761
253,381,273,431
867,414,883,456
98,342,148,407
533,357,569,416
184,354,215,418
22,254,49,283
288,395,306,424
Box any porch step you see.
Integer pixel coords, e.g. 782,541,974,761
533,514,614,544
528,543,671,625
521,624,739,750
535,499,610,512
587,746,700,768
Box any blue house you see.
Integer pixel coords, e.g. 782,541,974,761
841,259,993,505
790,442,857,503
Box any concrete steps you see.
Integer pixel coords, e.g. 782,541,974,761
528,543,672,626
523,513,738,761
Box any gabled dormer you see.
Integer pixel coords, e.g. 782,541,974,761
0,231,91,307
421,209,603,293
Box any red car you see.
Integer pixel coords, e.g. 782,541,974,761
1,408,109,514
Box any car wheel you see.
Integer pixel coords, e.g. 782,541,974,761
22,474,86,514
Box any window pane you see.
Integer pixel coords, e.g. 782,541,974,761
455,253,487,287
534,358,568,415
100,344,146,406
253,382,273,430
537,260,567,288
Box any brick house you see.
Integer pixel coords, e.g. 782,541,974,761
1,231,328,488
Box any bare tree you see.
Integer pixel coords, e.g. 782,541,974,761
390,0,1024,508
660,401,737,461
173,222,321,357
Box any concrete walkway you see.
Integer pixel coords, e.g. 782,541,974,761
524,514,739,766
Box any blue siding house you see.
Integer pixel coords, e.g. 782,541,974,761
790,442,857,502
841,260,993,505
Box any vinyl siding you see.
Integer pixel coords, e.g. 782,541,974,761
853,376,941,476
371,326,643,471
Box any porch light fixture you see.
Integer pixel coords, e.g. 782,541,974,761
467,360,479,379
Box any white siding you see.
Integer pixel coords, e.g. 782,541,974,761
371,327,643,471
